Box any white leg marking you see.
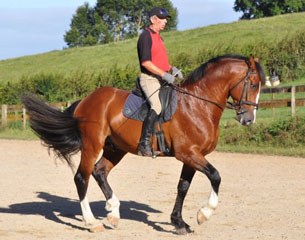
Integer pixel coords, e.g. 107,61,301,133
80,195,96,226
106,193,120,219
253,82,261,123
207,189,219,209
105,193,120,228
197,189,218,224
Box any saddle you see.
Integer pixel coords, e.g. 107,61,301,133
123,78,177,122
123,78,178,155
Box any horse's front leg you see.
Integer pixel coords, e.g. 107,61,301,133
197,161,221,224
171,164,195,235
173,155,221,234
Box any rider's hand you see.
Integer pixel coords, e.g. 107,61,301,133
162,72,176,84
172,66,183,79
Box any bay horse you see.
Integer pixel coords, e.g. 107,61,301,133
22,54,265,235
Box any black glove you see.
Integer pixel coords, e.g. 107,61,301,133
172,66,183,79
162,72,176,84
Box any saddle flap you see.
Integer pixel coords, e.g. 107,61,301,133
123,84,177,123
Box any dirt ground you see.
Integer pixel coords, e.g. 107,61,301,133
1,139,305,240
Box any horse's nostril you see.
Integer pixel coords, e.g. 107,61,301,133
246,120,253,126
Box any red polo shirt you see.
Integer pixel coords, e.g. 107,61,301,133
137,27,171,75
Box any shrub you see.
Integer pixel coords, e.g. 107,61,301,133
220,117,305,148
266,30,305,81
0,82,19,104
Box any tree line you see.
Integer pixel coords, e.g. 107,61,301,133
234,0,305,19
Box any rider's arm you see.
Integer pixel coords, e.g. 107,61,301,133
141,61,166,78
142,61,175,84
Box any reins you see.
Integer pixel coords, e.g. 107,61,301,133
170,64,258,112
170,84,228,110
116,60,259,133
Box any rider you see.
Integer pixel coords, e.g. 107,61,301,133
137,6,182,157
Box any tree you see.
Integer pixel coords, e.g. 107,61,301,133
64,3,110,47
234,0,305,19
64,0,177,47
95,0,177,41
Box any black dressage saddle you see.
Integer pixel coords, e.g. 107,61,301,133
123,78,177,122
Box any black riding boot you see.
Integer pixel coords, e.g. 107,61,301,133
137,109,158,157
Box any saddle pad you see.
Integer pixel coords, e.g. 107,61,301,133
123,91,177,122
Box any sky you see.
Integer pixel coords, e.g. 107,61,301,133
0,0,241,60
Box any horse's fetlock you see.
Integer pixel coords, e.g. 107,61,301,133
105,194,120,212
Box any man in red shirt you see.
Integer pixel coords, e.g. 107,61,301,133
137,7,181,157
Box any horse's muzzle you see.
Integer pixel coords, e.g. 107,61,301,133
235,109,255,126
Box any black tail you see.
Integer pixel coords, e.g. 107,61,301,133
22,94,82,167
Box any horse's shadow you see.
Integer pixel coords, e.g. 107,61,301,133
0,192,172,233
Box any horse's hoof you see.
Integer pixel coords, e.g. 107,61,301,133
197,207,213,225
175,226,193,235
89,223,105,233
107,214,120,228
175,227,188,235
152,151,161,158
197,209,207,225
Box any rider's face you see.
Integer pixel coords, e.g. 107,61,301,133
150,16,168,32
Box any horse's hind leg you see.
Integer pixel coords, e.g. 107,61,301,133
74,140,104,227
171,164,195,235
92,146,126,228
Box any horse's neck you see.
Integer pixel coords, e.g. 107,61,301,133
176,60,246,128
178,81,227,125
181,75,230,107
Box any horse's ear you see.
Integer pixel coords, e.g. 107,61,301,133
249,55,256,70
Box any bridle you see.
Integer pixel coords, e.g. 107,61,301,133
227,67,259,115
171,62,259,113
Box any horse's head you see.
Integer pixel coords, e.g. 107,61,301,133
229,56,266,126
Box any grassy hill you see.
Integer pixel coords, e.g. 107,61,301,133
1,12,305,84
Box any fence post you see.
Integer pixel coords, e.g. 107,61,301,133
271,92,275,117
291,86,296,117
23,108,27,130
1,104,8,128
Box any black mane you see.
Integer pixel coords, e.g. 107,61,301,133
255,61,266,85
183,54,250,84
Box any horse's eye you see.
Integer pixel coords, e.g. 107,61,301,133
250,83,257,90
